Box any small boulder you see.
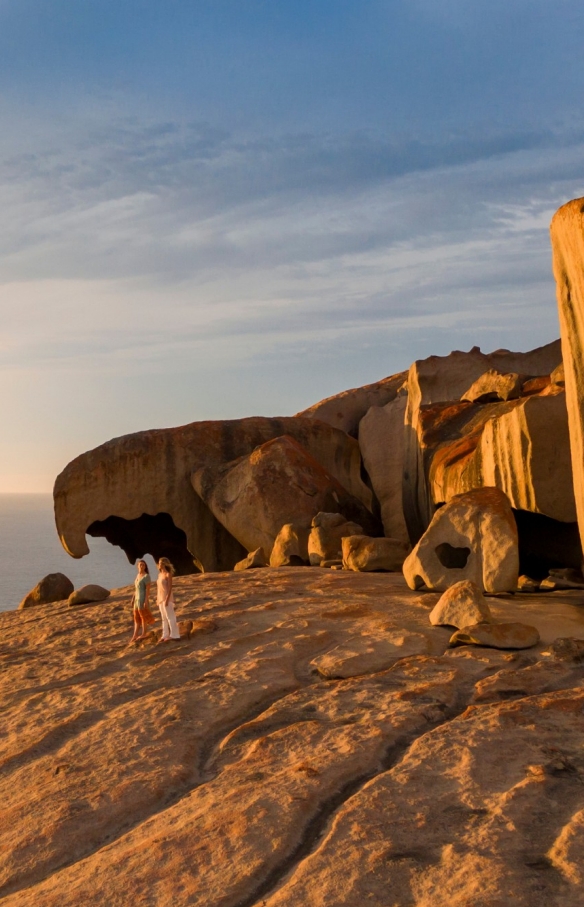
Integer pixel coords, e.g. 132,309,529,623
429,580,493,629
548,637,584,662
546,567,584,589
342,535,409,572
234,548,267,571
307,512,363,566
449,622,540,650
516,575,540,593
403,487,519,593
270,523,309,567
19,573,74,610
68,584,110,607
461,369,522,403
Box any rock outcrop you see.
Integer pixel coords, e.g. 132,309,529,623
307,512,363,566
403,487,519,593
192,436,379,560
551,197,584,554
54,416,374,574
342,535,409,572
18,573,74,610
296,370,407,437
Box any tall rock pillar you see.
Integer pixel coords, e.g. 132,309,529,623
551,197,584,553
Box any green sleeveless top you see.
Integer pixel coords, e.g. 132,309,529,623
134,573,151,608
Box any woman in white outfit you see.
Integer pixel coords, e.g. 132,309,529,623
156,557,181,642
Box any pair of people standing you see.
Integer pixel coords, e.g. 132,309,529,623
131,557,181,643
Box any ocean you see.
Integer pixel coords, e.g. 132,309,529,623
0,494,151,612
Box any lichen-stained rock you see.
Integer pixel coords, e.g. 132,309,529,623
430,389,576,523
296,370,407,438
54,416,373,574
270,522,310,567
403,339,562,541
551,197,584,555
193,436,379,561
429,580,493,629
307,512,363,566
233,548,267,571
461,369,522,403
449,621,540,649
342,535,410,572
403,487,519,593
18,572,74,610
358,395,410,544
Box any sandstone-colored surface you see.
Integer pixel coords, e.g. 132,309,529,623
269,522,310,567
18,572,74,610
358,394,410,544
517,574,540,592
296,370,407,437
403,340,562,540
67,583,110,606
551,197,584,555
461,368,522,403
307,512,363,566
192,435,378,560
450,621,541,649
2,569,584,906
403,487,519,593
342,535,410,572
233,547,267,571
54,416,373,574
429,580,493,628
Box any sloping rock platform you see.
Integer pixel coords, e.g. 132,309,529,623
2,570,584,906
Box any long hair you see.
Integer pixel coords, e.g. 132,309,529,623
157,557,175,576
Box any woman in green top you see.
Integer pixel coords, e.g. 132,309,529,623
131,560,155,642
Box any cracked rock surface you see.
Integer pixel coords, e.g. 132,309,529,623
2,569,584,906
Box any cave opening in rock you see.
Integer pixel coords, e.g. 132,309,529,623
87,513,201,576
513,510,582,579
435,543,471,569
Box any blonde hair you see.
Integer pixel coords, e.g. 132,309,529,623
157,557,175,576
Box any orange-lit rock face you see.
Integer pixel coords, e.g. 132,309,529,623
54,416,373,573
296,370,407,437
551,197,584,553
192,435,379,560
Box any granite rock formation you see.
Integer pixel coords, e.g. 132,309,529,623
296,370,407,437
307,512,364,566
18,572,74,610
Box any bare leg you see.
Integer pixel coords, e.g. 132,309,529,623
130,611,141,642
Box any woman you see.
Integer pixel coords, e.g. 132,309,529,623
156,557,181,642
131,559,155,642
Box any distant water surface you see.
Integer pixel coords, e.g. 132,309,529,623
0,494,151,612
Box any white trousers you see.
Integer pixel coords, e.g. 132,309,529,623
158,599,180,639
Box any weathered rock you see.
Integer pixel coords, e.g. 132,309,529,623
269,523,310,567
296,370,407,437
547,567,584,589
551,362,565,386
193,435,379,561
403,339,562,541
549,637,584,662
307,512,363,566
472,659,579,702
358,395,410,544
450,621,540,649
310,632,430,679
429,580,493,628
54,416,374,575
68,584,110,607
517,574,540,593
403,486,519,593
320,559,343,568
18,573,74,610
461,369,522,403
233,548,267,571
552,198,584,556
342,535,409,572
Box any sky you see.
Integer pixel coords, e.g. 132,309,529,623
1,0,584,492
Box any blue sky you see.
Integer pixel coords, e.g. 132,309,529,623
1,0,584,491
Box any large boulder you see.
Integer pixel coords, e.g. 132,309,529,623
551,197,584,555
54,416,374,575
296,371,407,438
307,512,363,566
403,487,519,593
342,535,410,573
192,435,379,561
19,573,74,610
358,395,410,544
68,584,110,607
403,340,563,542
